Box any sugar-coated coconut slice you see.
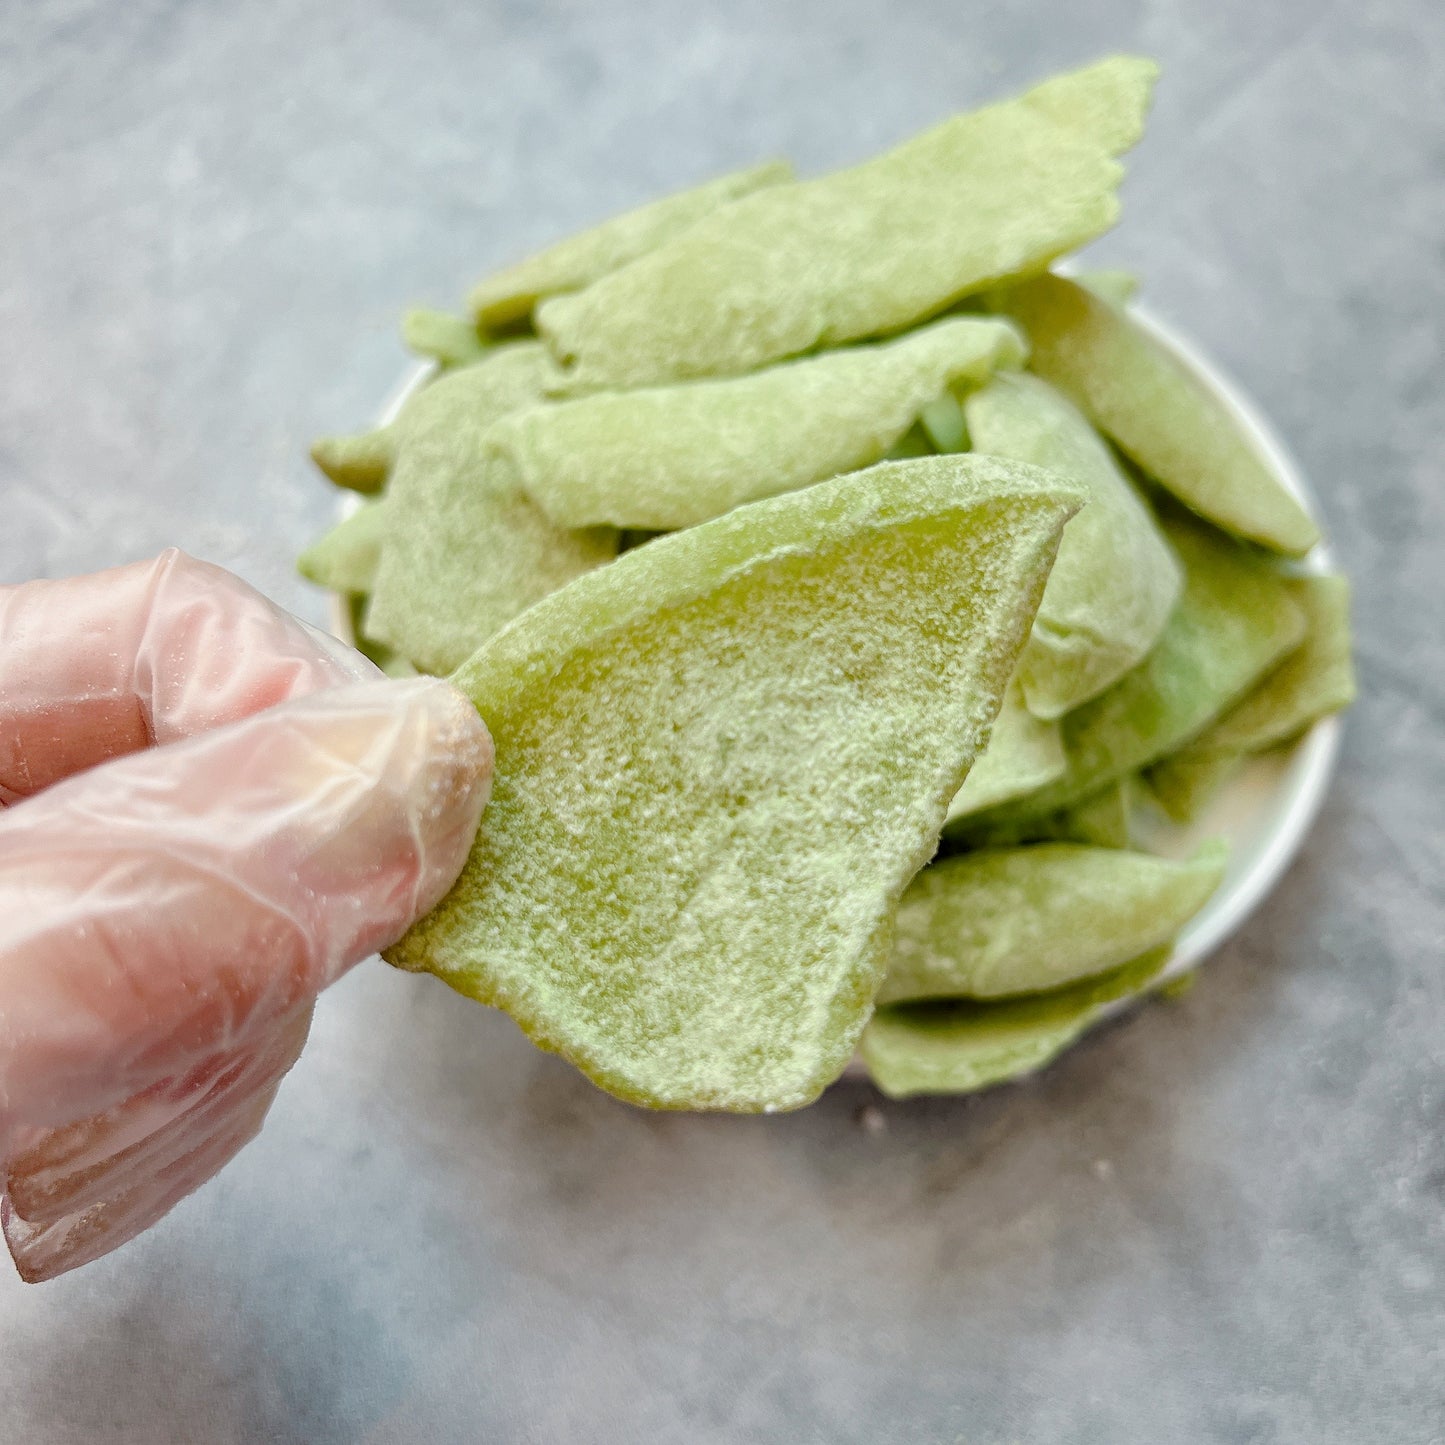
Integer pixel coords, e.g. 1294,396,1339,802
879,840,1226,1004
387,455,1081,1111
538,57,1157,390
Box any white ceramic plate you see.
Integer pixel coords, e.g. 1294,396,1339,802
326,308,1340,1061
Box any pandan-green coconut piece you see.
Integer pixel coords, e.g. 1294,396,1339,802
537,57,1157,390
878,839,1226,1004
1074,268,1139,307
861,945,1172,1098
1142,749,1245,824
363,344,616,673
297,500,389,596
500,316,1024,531
345,595,417,679
1054,777,1135,849
468,161,794,330
963,370,1182,717
945,679,1066,821
402,309,489,369
386,456,1081,1111
308,428,395,496
1146,574,1354,820
989,272,1320,555
918,390,969,453
310,339,561,494
946,776,1137,851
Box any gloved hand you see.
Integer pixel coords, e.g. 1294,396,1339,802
0,551,493,1282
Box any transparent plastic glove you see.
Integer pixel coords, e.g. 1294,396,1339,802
0,551,493,1282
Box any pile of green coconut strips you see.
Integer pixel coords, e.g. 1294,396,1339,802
299,56,1354,1108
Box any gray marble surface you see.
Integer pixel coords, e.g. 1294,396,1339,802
2,2,1442,1441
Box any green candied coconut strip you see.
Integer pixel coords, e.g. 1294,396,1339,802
955,506,1308,833
945,679,1065,820
878,839,1226,1004
1182,573,1354,754
947,776,1135,850
919,391,969,453
310,429,395,495
964,371,1182,718
298,500,389,595
310,338,561,494
468,160,794,330
884,423,935,460
1057,777,1134,848
386,456,1083,1112
347,595,417,679
499,316,1025,531
364,344,615,675
1144,748,1243,824
368,647,420,681
1145,574,1354,821
1074,268,1139,307
537,57,1157,391
1020,57,1160,151
402,309,489,369
861,945,1171,1098
989,272,1321,555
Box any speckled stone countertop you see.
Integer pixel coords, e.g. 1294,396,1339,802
2,3,1442,1441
